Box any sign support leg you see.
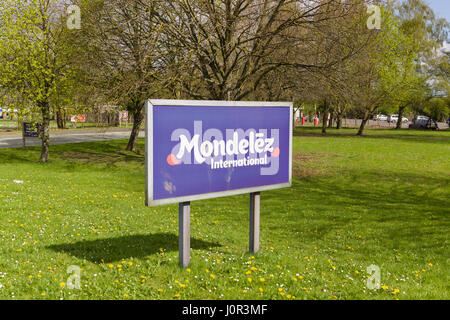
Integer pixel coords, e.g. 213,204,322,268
179,201,191,267
249,192,260,253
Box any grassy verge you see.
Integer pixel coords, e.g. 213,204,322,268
0,128,448,299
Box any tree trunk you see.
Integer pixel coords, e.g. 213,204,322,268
126,107,144,152
357,110,371,136
39,101,51,162
336,115,342,129
322,112,328,134
328,111,334,128
395,106,406,130
322,99,328,134
321,100,328,134
56,108,65,129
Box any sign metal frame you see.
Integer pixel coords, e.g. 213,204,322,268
145,99,293,267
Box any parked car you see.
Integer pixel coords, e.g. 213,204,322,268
409,118,438,130
374,114,388,121
413,115,430,123
389,114,409,123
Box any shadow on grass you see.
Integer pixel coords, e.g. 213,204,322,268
47,232,220,263
0,149,40,163
263,170,449,250
52,140,145,164
0,139,145,166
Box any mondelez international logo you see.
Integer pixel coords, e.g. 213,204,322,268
167,121,280,175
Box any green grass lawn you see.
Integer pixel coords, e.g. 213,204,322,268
0,127,448,300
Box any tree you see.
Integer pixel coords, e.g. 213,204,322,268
158,0,366,102
74,0,172,152
253,1,378,134
393,0,449,129
423,97,449,122
351,6,420,135
0,0,76,162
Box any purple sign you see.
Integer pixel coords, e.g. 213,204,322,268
146,100,292,206
23,122,42,138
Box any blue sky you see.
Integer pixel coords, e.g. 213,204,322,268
426,0,450,22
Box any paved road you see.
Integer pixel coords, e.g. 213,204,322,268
300,118,449,129
0,130,144,149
